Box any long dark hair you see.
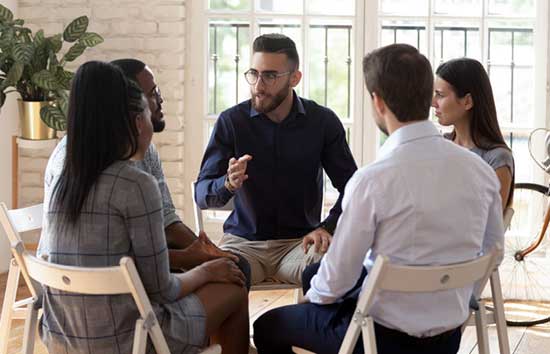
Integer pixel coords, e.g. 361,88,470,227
436,58,507,150
50,61,141,227
436,58,514,206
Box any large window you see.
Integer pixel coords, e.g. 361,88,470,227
199,0,364,225
186,0,548,234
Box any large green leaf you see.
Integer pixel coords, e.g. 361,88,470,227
12,43,34,64
40,105,66,131
79,32,103,47
56,90,69,116
47,34,62,53
5,62,23,86
34,30,45,46
0,90,6,107
32,70,60,90
56,68,74,90
63,42,86,62
0,4,14,23
63,16,88,42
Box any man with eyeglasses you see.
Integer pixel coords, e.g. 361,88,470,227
40,59,251,289
195,34,357,286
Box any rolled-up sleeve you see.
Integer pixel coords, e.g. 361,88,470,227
126,174,181,303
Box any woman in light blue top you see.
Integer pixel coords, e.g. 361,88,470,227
432,58,514,208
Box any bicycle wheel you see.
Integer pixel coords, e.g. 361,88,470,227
496,183,550,326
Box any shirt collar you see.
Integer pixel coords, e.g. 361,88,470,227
249,90,305,118
378,120,442,160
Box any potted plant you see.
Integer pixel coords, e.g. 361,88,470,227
0,4,103,139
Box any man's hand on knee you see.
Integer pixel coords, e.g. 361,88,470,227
302,228,332,254
188,231,240,263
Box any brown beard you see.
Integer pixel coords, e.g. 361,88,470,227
251,80,291,114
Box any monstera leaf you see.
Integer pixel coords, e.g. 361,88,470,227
63,16,88,42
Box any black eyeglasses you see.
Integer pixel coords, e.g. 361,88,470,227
148,86,162,101
244,69,291,86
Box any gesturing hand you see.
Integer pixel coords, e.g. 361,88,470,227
302,227,333,254
199,257,246,287
226,154,253,191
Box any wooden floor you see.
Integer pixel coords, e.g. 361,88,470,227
2,273,550,354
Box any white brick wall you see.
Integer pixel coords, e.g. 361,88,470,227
16,0,186,217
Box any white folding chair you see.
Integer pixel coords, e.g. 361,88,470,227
294,249,503,354
191,183,303,302
464,207,514,354
0,202,43,354
1,202,221,354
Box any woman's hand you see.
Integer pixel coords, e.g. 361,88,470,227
199,258,246,287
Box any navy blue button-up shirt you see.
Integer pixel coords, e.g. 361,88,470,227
195,92,357,241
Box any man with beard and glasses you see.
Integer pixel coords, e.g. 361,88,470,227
39,59,251,288
195,34,357,287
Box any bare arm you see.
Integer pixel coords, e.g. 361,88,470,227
495,166,512,209
165,221,197,249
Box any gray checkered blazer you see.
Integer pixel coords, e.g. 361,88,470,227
38,160,206,354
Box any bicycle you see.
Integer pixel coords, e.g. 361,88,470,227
492,128,550,327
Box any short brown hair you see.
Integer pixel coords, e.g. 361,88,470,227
363,44,433,122
253,33,299,70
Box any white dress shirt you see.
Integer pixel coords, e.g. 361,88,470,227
306,120,504,337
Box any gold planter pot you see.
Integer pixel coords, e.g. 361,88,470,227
18,100,56,140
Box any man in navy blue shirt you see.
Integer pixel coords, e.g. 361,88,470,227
195,34,357,285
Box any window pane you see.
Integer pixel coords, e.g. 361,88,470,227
380,21,427,55
433,25,480,64
209,0,250,11
514,30,534,66
513,67,534,127
433,0,482,16
490,65,512,125
380,0,428,15
307,24,353,120
488,0,535,17
489,30,513,65
309,0,354,15
503,131,530,182
208,21,251,114
257,0,302,13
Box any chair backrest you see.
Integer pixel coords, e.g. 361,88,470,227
0,202,43,243
191,182,234,233
11,243,171,354
338,249,498,354
357,250,497,313
0,202,44,299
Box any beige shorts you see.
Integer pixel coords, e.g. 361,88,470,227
219,233,323,285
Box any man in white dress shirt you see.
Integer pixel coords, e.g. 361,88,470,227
253,44,504,354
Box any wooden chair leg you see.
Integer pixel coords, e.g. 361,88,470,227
475,300,490,354
132,319,148,354
294,288,304,303
361,317,377,354
0,259,21,354
22,303,38,354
